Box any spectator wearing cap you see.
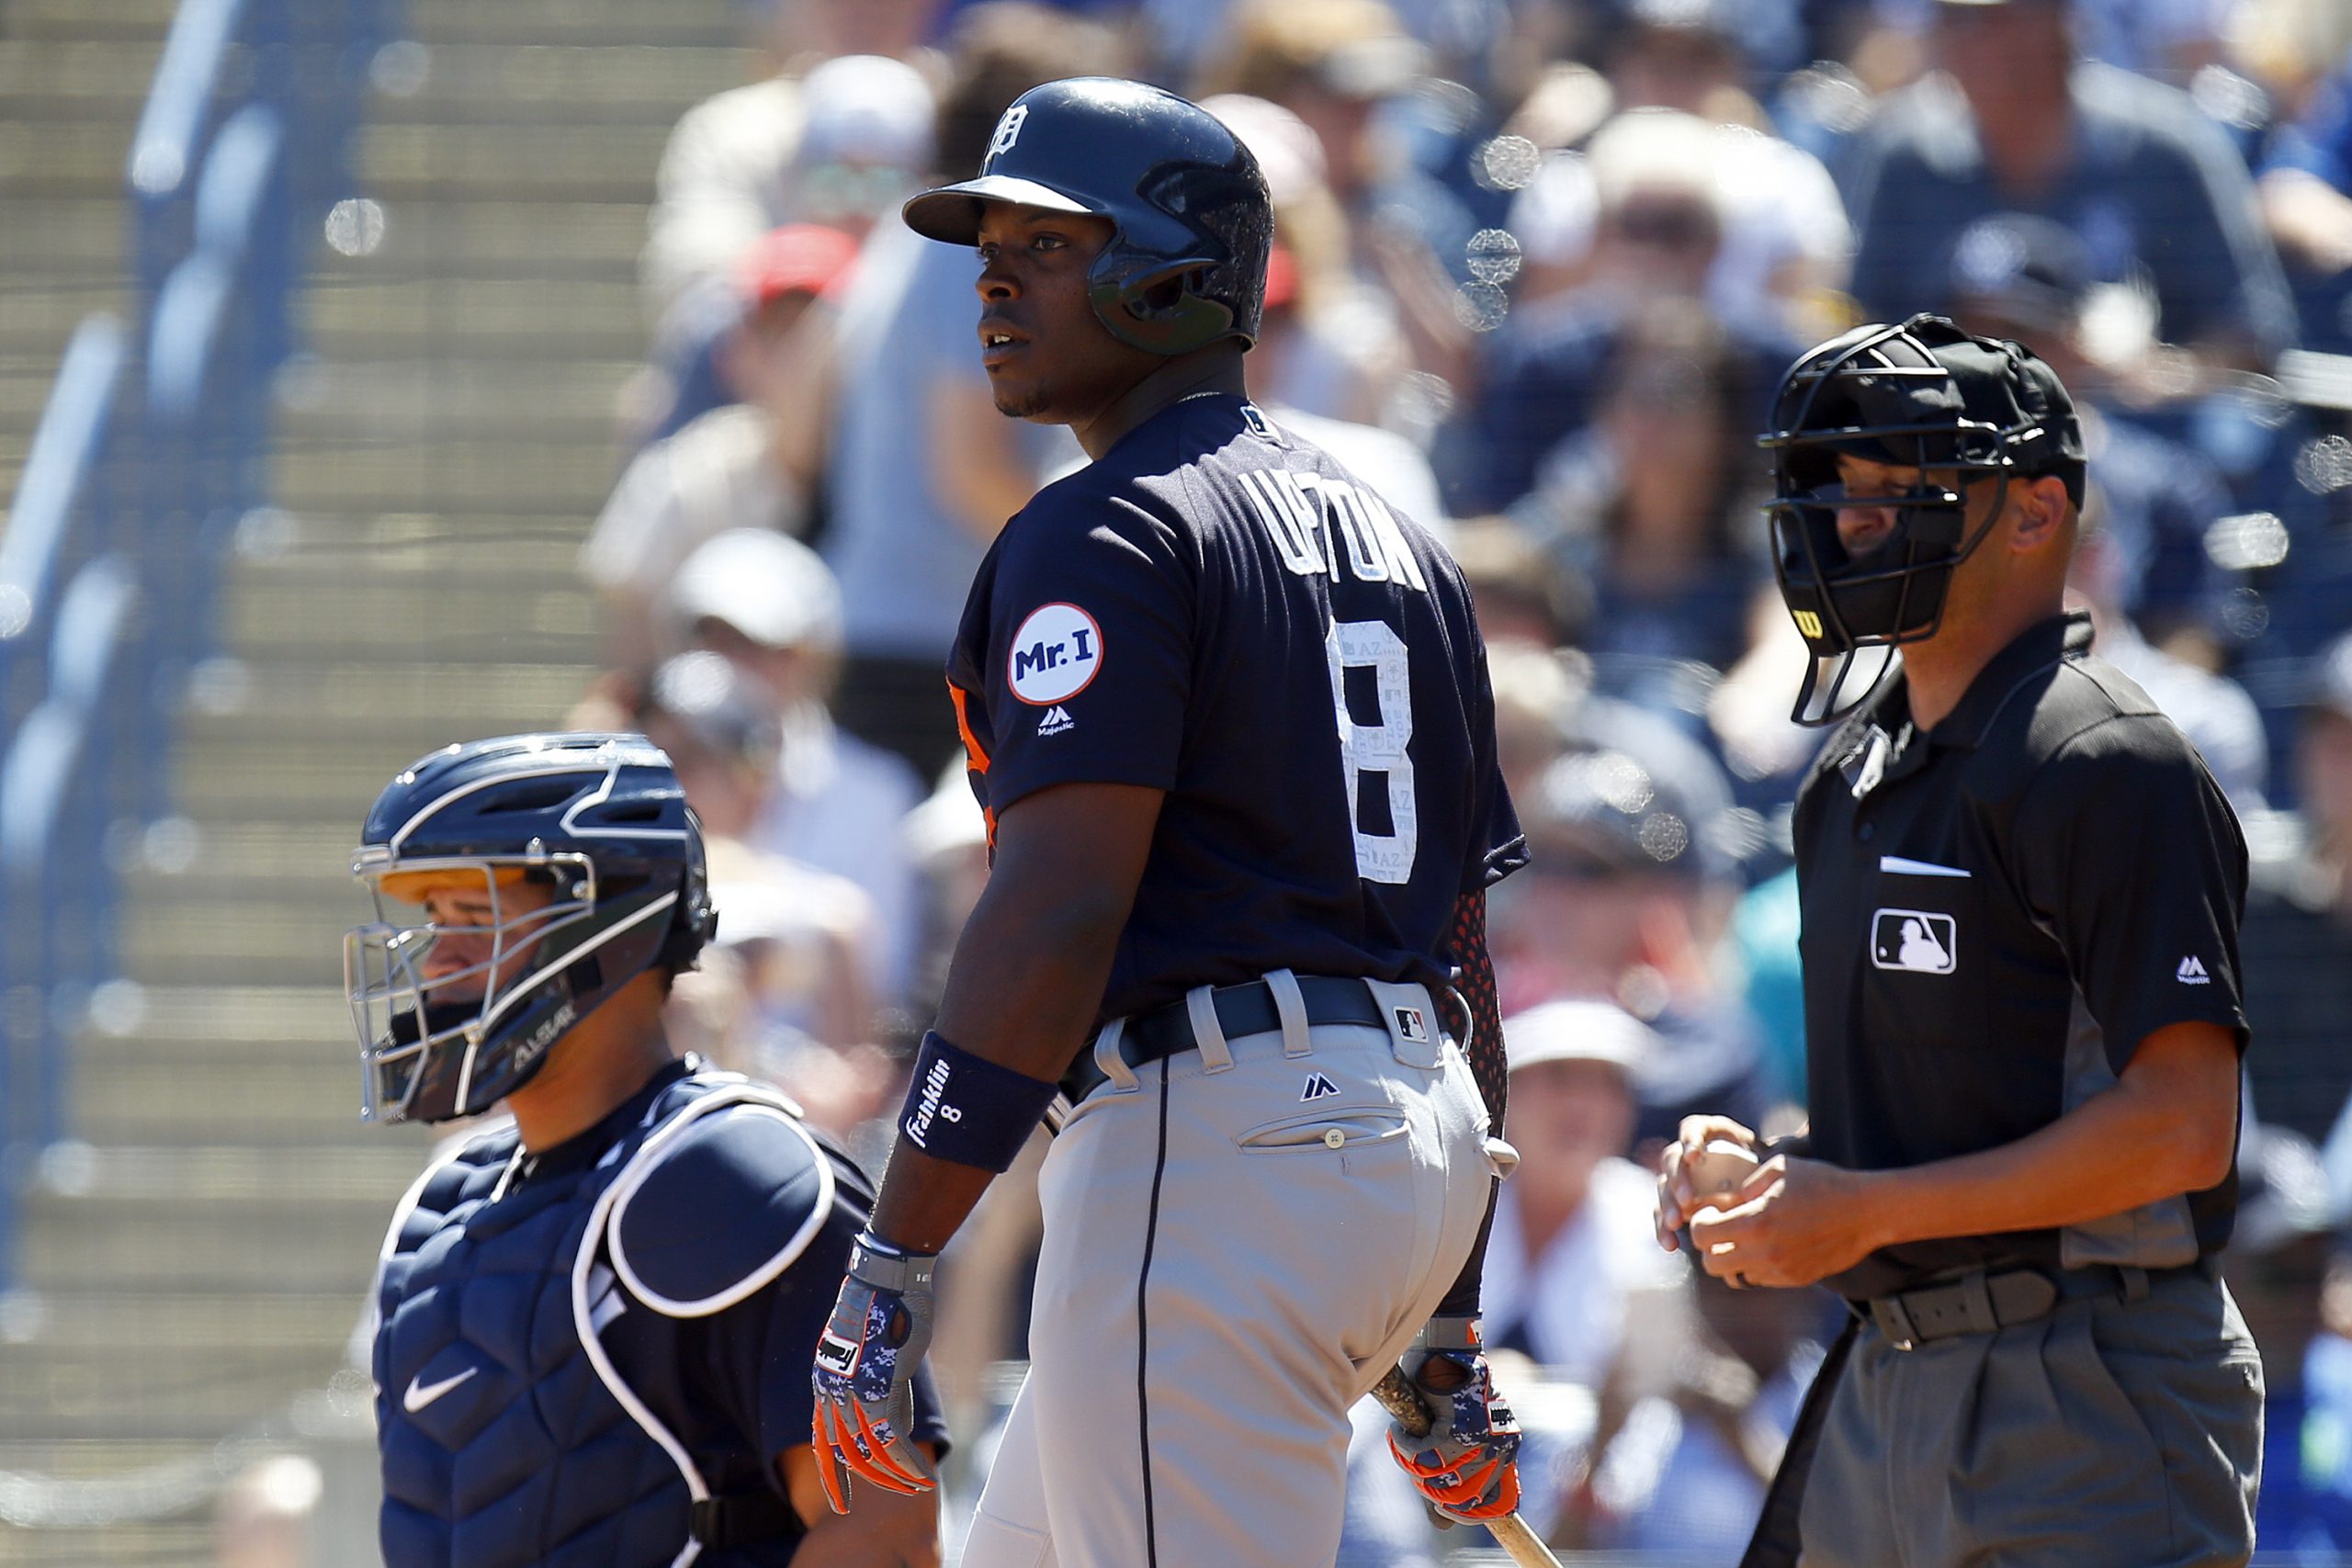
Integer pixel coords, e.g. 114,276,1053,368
1843,0,2297,368
1493,737,1775,1146
583,223,860,669
2241,633,2352,1149
1482,1000,1692,1382
1509,13,1851,338
821,6,1120,775
667,529,926,1015
1198,92,1417,434
1194,0,1504,393
633,650,884,1072
642,51,935,325
1939,209,2263,665
1442,109,1802,516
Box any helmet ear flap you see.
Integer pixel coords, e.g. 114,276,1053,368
1089,255,1233,355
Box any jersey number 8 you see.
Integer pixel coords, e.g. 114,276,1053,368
1326,618,1417,884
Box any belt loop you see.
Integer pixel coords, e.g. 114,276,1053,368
1185,984,1235,1072
1960,1270,1997,1335
1874,1295,1918,1350
1263,969,1312,1058
1092,1017,1138,1093
2120,1265,2149,1303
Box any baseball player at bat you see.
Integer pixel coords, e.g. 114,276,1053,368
805,77,1529,1568
1657,317,2261,1567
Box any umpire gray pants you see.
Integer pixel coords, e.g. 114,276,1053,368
1798,1265,2263,1568
962,976,1498,1568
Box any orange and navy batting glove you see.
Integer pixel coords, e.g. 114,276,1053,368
810,1233,937,1512
1386,1314,1522,1525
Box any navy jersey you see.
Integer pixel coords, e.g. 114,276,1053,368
946,393,1524,1023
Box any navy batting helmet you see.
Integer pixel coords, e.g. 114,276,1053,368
1760,313,2085,725
342,733,718,1124
902,76,1273,355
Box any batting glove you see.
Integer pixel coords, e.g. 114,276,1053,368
1385,1314,1522,1525
811,1232,938,1512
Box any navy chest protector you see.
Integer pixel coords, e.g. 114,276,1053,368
371,1074,833,1568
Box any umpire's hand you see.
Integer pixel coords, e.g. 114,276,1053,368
1686,1153,1883,1289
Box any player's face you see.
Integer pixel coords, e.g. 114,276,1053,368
1831,453,1975,560
412,875,558,1003
973,204,1161,425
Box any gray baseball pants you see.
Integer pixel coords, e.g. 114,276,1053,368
960,974,1498,1568
1797,1264,2263,1567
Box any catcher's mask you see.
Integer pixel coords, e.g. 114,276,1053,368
1759,313,2084,726
343,733,716,1124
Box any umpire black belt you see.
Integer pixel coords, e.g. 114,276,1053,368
1064,976,1391,1100
1860,1257,2214,1351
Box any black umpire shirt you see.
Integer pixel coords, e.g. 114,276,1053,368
1792,611,2250,1301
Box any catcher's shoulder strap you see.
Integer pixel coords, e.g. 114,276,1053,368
605,1078,837,1317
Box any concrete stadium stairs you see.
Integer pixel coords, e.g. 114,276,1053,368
0,3,750,1561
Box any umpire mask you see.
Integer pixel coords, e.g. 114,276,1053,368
1760,315,2084,726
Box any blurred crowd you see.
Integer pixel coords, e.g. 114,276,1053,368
558,0,2352,1557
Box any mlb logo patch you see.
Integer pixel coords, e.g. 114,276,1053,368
1393,1006,1430,1043
1871,908,1957,975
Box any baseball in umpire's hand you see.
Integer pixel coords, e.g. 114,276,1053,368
1654,1116,1765,1251
1685,1156,1886,1289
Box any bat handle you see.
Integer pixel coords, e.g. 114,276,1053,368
1372,1363,1431,1439
1373,1364,1566,1568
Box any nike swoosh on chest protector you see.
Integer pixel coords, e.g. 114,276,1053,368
403,1365,480,1413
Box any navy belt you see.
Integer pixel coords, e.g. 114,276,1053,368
1862,1257,2213,1350
1062,976,1393,1100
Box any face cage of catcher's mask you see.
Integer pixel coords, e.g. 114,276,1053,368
1760,345,2020,727
343,854,595,1123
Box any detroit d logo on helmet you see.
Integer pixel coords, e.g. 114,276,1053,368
988,106,1028,161
1007,603,1102,706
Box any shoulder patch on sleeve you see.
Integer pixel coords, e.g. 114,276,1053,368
1005,602,1104,705
607,1101,835,1317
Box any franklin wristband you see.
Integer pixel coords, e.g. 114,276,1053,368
896,1031,1058,1172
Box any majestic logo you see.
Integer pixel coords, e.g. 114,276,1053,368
1301,1072,1340,1101
1038,705,1074,736
2177,955,2211,985
987,105,1028,161
1393,1006,1430,1044
1871,908,1956,975
402,1365,479,1415
901,1055,965,1150
1007,603,1103,705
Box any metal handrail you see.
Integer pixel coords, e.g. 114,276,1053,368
0,0,377,1298
0,319,125,654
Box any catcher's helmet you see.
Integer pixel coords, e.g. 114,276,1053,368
902,77,1273,355
1760,313,2085,725
342,733,718,1124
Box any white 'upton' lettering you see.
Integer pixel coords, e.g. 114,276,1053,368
1240,470,1428,592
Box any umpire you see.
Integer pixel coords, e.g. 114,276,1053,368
1656,315,2262,1567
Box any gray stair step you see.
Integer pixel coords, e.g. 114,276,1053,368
0,1340,358,1430
7,0,744,46
359,121,671,201
304,274,650,353
0,40,744,121
0,197,653,276
271,434,625,513
277,358,645,442
178,657,594,733
220,575,598,648
77,1054,365,1143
